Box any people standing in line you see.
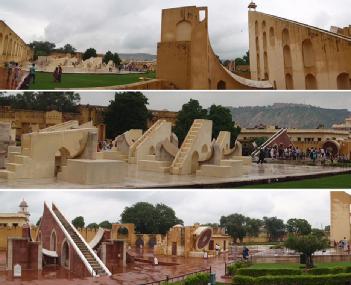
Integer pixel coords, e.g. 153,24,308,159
29,63,36,84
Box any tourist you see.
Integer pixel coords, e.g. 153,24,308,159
58,65,63,82
243,246,250,260
215,243,221,256
53,66,59,82
12,63,21,88
153,256,159,265
29,63,36,84
257,148,265,164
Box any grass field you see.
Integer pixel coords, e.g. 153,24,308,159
250,262,351,269
29,71,156,89
240,173,351,189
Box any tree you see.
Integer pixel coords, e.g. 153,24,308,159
263,217,286,242
36,217,42,226
254,137,268,148
173,99,207,144
87,223,99,229
0,92,81,113
311,228,327,239
220,214,248,243
113,53,121,66
72,216,85,229
246,218,263,237
235,51,250,66
103,51,114,64
29,41,56,60
82,48,97,61
286,219,312,236
99,220,112,229
61,44,76,54
104,92,149,139
207,104,241,147
120,202,182,234
285,234,329,268
154,204,183,235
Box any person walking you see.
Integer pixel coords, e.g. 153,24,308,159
53,66,59,82
58,65,63,83
257,148,265,164
29,63,36,84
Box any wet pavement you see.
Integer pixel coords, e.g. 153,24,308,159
0,250,233,284
0,163,349,189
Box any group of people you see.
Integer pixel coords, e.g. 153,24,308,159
257,144,339,164
97,140,114,152
5,62,22,89
53,65,63,83
334,238,350,254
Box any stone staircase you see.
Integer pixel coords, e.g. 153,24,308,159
170,120,204,175
128,120,166,163
53,208,109,276
251,128,287,157
0,146,32,180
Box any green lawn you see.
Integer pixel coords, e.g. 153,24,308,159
240,173,351,189
29,71,156,89
250,262,351,269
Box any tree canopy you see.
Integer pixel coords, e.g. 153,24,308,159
72,216,85,229
103,51,121,66
120,202,183,234
99,220,112,229
173,99,240,145
285,234,329,268
82,48,97,61
286,218,312,236
0,92,81,113
220,214,263,243
29,41,56,60
87,222,99,229
59,44,77,54
104,92,149,139
235,51,250,66
263,216,286,242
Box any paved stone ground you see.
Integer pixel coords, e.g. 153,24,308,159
0,163,349,189
0,250,232,284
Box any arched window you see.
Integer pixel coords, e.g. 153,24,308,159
305,74,317,90
337,73,350,90
269,27,275,46
50,230,57,251
0,33,3,55
217,80,226,90
282,28,290,46
61,240,70,268
255,21,259,36
263,32,267,51
262,21,266,31
285,73,294,89
176,21,192,41
283,45,292,68
302,39,315,68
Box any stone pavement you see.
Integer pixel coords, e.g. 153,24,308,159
0,163,349,189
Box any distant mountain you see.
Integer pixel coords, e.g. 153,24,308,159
119,53,156,61
227,103,350,129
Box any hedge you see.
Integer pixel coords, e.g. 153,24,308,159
232,273,351,285
236,268,302,277
227,261,252,276
167,272,210,285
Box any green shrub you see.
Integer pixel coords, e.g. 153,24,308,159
237,268,302,277
184,272,210,285
227,261,252,276
233,273,351,285
307,267,345,275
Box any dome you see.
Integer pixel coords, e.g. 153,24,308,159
19,199,28,208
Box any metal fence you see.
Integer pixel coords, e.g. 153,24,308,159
138,267,211,285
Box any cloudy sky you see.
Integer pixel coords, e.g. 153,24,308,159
1,0,350,59
76,91,351,112
0,190,335,228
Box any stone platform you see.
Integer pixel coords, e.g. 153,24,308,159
0,163,349,189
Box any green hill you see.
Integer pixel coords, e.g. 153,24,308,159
227,103,350,129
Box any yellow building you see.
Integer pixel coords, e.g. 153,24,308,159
0,199,30,228
0,20,33,65
248,3,351,89
330,192,351,243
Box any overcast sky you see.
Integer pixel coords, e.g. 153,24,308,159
0,190,335,228
76,91,351,112
1,0,350,59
